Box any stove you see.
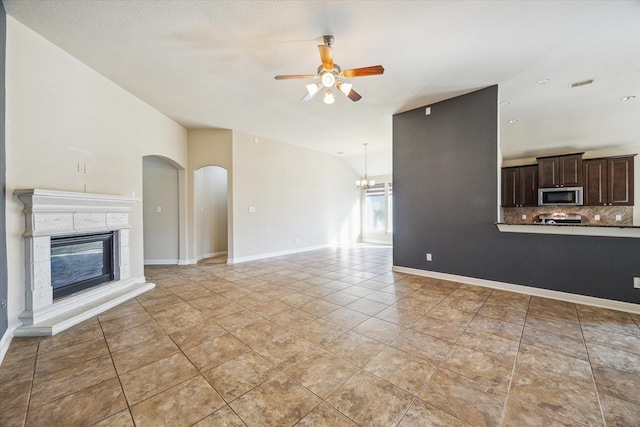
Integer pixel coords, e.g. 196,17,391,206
537,213,583,224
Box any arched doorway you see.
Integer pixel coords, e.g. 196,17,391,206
194,165,228,263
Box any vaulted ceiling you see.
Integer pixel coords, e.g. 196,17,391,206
4,1,639,175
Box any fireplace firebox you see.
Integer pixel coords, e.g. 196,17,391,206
51,232,116,299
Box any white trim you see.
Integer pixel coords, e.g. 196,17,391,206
153,252,228,266
361,238,393,245
144,258,179,265
0,323,19,366
496,223,640,238
229,245,329,264
393,265,640,315
198,251,227,261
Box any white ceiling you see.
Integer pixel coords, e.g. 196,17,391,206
4,0,639,176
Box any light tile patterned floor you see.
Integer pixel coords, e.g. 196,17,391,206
1,246,639,426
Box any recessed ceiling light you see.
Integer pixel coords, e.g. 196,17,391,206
620,95,636,101
536,78,550,85
508,119,518,124
499,101,511,106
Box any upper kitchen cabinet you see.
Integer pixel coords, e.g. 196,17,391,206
583,155,635,206
501,165,538,207
537,153,583,188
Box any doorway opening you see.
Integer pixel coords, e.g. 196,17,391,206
194,165,228,263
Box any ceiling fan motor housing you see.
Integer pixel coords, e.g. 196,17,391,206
323,35,334,47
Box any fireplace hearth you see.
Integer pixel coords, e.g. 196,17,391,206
13,189,154,336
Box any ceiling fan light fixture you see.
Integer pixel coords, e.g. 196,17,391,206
337,82,352,96
306,83,321,97
324,90,335,104
321,72,336,88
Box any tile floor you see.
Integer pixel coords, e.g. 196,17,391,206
1,246,639,426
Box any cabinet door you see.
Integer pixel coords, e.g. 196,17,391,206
559,154,582,187
519,165,538,206
608,156,634,206
538,158,558,188
501,168,518,207
583,159,607,206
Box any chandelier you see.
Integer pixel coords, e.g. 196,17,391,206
356,143,376,189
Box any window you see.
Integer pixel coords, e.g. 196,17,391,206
364,182,393,234
365,184,386,232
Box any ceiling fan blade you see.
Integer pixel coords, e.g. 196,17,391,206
347,88,362,102
318,45,333,70
274,74,317,80
342,65,385,78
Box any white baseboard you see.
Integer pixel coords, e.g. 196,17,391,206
198,251,227,261
229,245,329,264
0,323,20,366
144,259,179,265
393,265,640,315
147,252,228,266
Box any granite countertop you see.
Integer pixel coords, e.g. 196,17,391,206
496,222,640,238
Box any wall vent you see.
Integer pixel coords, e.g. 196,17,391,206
569,79,594,88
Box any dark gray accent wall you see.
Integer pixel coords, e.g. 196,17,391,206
393,86,640,304
0,2,7,337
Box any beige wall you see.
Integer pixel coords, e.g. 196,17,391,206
4,18,188,330
143,156,181,263
231,131,361,262
187,129,233,262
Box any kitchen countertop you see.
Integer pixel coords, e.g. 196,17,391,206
496,222,640,238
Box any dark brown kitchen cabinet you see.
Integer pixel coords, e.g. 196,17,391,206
501,165,538,207
537,153,583,188
583,155,635,206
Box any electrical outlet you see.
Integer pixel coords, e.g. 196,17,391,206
0,299,6,308
634,277,640,289
594,215,600,221
521,214,527,220
616,215,622,221
426,253,432,261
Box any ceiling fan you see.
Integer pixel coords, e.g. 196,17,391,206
274,35,384,104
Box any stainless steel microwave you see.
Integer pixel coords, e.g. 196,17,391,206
538,187,583,206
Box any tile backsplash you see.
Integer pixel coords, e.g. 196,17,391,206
502,206,633,226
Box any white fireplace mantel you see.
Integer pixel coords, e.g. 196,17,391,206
13,189,154,336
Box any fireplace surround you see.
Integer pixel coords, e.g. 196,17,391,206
14,189,154,336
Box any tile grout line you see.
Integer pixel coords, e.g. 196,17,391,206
497,295,530,427
98,312,139,426
576,307,609,427
21,337,41,427
392,281,467,426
